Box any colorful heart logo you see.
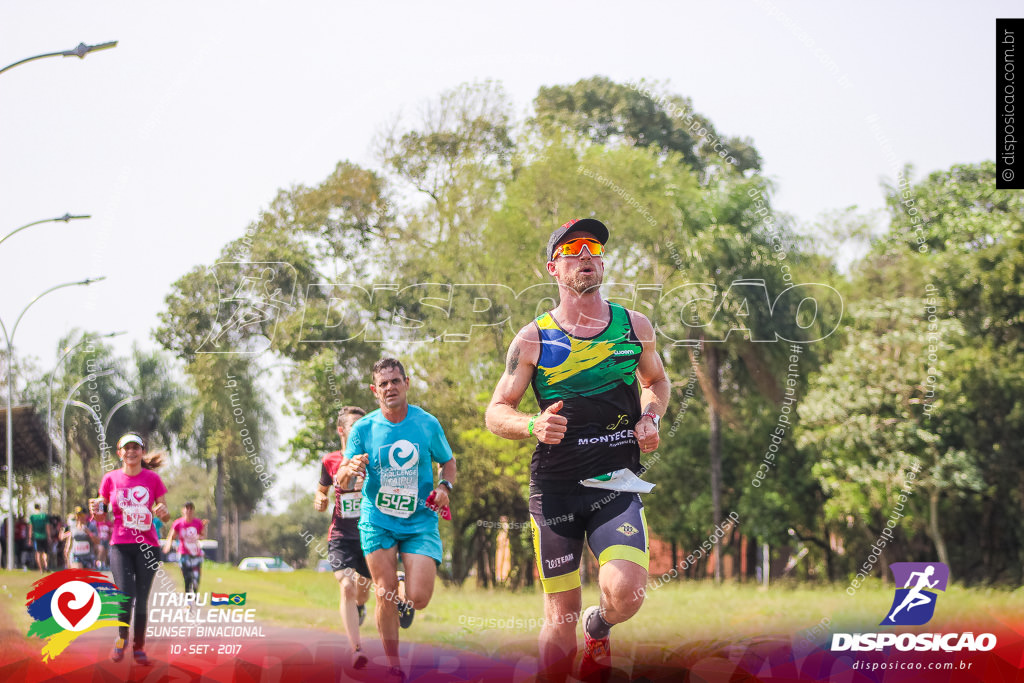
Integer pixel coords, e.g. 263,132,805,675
131,487,148,504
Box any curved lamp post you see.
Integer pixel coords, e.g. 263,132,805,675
0,214,90,249
0,42,117,77
64,399,119,520
1,40,115,567
103,395,142,440
3,277,105,569
46,331,125,512
58,368,115,519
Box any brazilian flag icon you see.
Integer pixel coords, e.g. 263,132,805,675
228,593,247,605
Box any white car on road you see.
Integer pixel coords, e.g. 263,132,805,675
237,556,295,572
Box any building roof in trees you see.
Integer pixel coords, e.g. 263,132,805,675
0,405,55,472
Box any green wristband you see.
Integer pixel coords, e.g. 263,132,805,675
528,414,538,437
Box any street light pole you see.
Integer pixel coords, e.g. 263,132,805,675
2,277,105,570
2,39,116,568
58,369,115,520
103,395,142,441
64,400,112,520
0,214,90,249
45,331,125,513
0,41,118,77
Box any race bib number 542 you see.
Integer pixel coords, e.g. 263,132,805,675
376,487,416,518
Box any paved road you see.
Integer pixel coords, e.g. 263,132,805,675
1,622,537,682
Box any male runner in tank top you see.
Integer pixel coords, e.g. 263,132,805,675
486,218,669,682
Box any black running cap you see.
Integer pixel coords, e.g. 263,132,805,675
547,218,609,261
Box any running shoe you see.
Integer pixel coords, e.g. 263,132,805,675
110,637,126,663
387,665,406,682
351,646,368,670
357,603,366,626
133,649,153,666
398,600,415,629
579,606,611,682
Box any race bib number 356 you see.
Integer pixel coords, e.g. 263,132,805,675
375,487,416,518
338,492,361,519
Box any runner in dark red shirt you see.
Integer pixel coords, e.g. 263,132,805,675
314,406,372,670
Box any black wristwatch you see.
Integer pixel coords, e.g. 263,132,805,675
641,411,661,429
438,479,453,492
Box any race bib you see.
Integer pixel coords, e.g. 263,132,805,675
338,492,361,519
375,486,417,518
72,540,91,555
181,527,201,555
98,526,110,541
123,506,152,532
375,440,421,518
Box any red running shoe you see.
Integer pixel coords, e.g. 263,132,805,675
579,606,611,682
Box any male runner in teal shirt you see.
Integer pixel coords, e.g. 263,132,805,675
338,358,457,682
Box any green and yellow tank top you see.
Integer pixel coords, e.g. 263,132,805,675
530,302,643,486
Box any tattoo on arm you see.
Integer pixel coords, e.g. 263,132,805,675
506,343,521,376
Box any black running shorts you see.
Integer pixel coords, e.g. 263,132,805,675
529,483,649,594
327,537,371,579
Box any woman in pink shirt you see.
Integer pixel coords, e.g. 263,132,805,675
164,501,206,596
90,432,169,666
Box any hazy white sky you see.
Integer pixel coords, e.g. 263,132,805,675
1,2,1009,508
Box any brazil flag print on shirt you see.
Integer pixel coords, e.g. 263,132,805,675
530,302,643,485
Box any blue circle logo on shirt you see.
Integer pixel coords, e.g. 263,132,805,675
538,328,572,368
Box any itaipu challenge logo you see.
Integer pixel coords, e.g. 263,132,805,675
25,569,128,661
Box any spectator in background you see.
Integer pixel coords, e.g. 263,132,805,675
0,516,6,568
50,513,65,570
93,510,112,570
152,516,165,562
15,515,29,568
61,513,97,569
29,504,51,573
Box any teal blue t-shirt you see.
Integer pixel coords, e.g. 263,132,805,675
345,405,453,535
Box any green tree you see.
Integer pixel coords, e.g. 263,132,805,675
533,76,762,178
854,160,1024,581
799,299,980,574
244,486,323,566
523,80,837,582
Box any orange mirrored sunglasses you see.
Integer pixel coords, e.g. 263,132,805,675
552,237,605,259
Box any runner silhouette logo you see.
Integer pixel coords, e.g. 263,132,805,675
882,562,949,626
